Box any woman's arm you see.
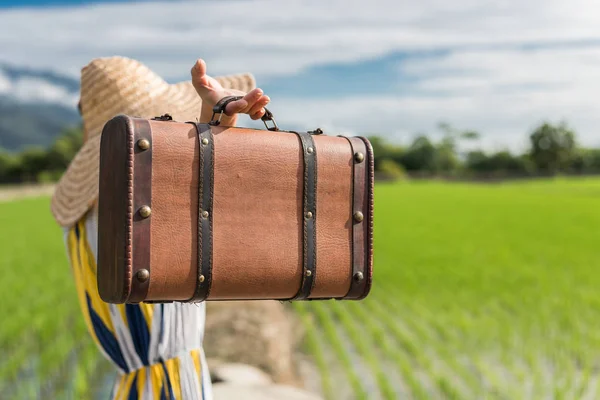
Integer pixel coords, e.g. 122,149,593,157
191,59,270,126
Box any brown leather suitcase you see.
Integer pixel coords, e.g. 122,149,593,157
97,101,373,304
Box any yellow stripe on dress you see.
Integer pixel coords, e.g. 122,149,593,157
67,228,101,349
191,350,202,382
165,358,183,400
140,302,154,330
136,368,147,400
150,363,164,399
113,373,127,400
77,220,116,334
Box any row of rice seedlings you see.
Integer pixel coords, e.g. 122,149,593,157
0,343,30,384
570,327,599,398
472,299,531,399
372,283,477,397
427,305,523,399
572,364,593,400
345,299,430,399
359,296,453,398
293,303,334,400
311,301,368,399
39,334,75,379
328,300,395,399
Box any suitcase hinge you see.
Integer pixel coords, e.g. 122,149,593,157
152,114,174,121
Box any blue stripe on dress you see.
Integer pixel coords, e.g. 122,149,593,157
86,294,129,372
74,222,81,239
128,373,139,400
126,304,151,366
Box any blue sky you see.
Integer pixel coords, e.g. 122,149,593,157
1,0,599,151
0,0,133,7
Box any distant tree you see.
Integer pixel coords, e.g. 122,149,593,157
46,126,83,171
435,135,460,173
401,135,436,172
0,151,15,183
18,147,50,182
567,148,600,173
366,135,406,172
466,150,532,176
529,122,576,174
378,159,407,181
435,122,481,172
0,126,82,184
586,149,600,171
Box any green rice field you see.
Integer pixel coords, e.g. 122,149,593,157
295,177,600,399
1,177,599,399
0,196,112,400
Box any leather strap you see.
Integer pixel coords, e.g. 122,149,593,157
210,95,277,130
129,119,152,303
342,137,370,299
292,131,318,300
188,123,214,302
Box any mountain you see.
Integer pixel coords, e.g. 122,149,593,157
0,63,81,152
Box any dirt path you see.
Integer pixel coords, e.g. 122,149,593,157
0,184,56,203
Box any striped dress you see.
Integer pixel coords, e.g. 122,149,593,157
63,207,213,400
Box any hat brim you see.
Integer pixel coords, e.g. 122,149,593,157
51,73,256,227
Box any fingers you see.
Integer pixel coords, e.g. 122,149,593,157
250,108,266,120
224,88,267,115
248,95,270,119
224,98,249,115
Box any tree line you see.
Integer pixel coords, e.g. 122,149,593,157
0,120,599,185
370,121,600,180
0,126,82,184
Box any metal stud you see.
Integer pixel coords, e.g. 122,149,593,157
199,275,205,283
354,271,364,282
137,139,150,150
139,205,152,218
353,211,364,222
201,138,209,145
307,147,314,154
201,210,209,219
305,270,312,277
136,269,150,282
354,152,364,163
305,211,313,219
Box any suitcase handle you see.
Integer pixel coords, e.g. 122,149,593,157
209,95,279,132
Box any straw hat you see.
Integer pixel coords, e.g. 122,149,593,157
50,56,256,227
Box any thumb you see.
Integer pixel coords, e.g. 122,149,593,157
191,59,210,92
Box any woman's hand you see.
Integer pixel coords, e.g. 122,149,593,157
191,59,270,126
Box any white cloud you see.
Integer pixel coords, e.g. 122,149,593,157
1,0,599,80
8,77,79,107
0,70,11,94
269,45,600,153
0,0,599,150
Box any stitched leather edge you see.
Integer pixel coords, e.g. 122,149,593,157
128,118,153,303
124,116,135,302
292,131,317,300
357,136,374,300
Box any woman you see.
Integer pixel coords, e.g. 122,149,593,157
51,56,271,399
